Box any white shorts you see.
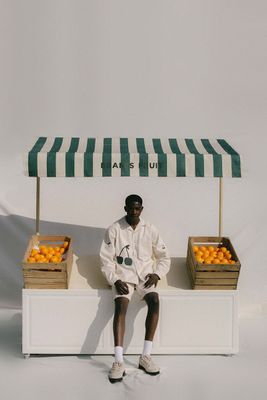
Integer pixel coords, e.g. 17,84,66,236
112,278,159,301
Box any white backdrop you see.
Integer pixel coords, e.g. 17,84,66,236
0,0,266,313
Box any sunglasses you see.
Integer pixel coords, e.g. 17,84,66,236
116,245,133,266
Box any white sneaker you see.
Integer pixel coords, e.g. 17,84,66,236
108,362,126,383
138,355,160,375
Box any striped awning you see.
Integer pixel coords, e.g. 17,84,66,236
24,137,241,178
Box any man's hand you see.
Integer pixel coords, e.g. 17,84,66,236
115,280,129,295
144,273,160,288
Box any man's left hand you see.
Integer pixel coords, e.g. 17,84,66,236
144,273,160,288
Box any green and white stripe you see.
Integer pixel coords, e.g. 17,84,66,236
24,137,241,178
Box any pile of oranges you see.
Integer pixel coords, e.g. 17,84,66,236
193,245,236,265
27,241,69,264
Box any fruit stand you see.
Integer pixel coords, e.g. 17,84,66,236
22,137,241,357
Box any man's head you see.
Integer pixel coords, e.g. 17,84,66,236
124,194,143,225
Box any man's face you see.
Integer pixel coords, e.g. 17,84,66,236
124,201,143,224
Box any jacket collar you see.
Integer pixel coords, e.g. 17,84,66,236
122,216,146,231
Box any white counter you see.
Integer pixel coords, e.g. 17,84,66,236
22,256,238,356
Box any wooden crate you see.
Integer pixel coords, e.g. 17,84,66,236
22,235,73,289
186,236,241,290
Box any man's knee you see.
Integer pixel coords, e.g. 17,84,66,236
114,297,129,315
144,292,159,308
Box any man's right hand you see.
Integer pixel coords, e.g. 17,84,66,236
115,280,129,295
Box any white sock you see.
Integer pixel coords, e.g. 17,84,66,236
114,346,123,363
142,340,153,356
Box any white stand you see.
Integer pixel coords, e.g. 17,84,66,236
22,256,238,356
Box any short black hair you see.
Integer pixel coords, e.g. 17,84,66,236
125,194,143,206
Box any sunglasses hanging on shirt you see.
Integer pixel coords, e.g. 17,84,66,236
116,245,133,266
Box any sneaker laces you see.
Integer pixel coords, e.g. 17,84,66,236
111,362,123,370
142,355,157,366
142,354,152,361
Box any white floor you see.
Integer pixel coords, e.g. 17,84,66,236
0,310,266,400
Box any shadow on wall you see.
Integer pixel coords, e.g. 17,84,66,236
0,312,23,358
75,255,109,288
0,214,105,309
74,256,190,290
0,212,191,310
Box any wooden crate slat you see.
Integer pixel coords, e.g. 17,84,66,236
195,271,239,279
22,262,67,272
24,283,67,289
195,278,238,285
196,263,240,272
186,261,194,289
24,277,66,284
187,254,196,280
193,285,237,290
190,236,223,244
34,235,70,242
23,271,67,279
23,236,35,263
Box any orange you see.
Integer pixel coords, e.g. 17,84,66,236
27,257,36,263
208,246,215,253
193,245,199,252
203,250,210,259
50,256,58,263
60,247,65,254
225,253,232,260
204,258,212,264
196,256,203,263
199,246,206,252
221,247,227,253
40,247,49,255
63,241,69,249
221,258,228,264
195,251,203,258
213,258,220,264
31,249,39,256
46,253,53,261
217,252,224,260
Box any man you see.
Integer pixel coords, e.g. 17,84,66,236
100,194,170,383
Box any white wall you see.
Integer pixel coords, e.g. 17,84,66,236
0,0,266,312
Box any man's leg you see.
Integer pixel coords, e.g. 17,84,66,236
143,292,159,342
139,292,160,375
109,297,129,383
113,297,129,347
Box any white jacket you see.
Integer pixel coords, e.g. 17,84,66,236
100,216,171,285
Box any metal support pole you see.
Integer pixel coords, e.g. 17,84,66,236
36,177,40,235
219,177,223,237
